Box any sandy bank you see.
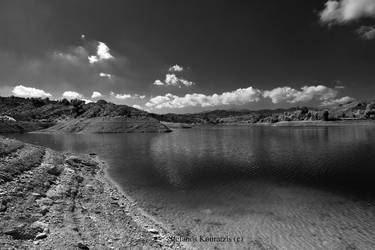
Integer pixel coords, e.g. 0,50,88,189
0,136,186,249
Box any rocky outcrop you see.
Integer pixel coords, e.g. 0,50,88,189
0,137,184,249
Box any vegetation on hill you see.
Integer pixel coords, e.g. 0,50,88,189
1,96,374,133
0,97,167,133
151,100,375,125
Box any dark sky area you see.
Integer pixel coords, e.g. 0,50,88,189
0,0,374,113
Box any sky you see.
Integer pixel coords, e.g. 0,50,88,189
0,0,374,113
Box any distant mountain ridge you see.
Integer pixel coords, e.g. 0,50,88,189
1,96,374,133
151,100,375,124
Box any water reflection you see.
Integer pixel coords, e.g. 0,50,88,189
6,125,375,193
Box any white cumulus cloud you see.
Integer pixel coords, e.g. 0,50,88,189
12,85,52,98
110,92,146,100
110,91,131,99
91,91,102,99
165,74,194,87
145,87,261,109
168,64,184,72
88,41,114,64
165,74,179,85
153,79,164,86
320,0,375,24
263,85,338,104
62,91,84,100
99,72,112,79
321,96,355,106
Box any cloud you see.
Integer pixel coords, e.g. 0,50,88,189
132,104,144,110
320,0,375,24
62,91,84,100
88,41,114,64
146,84,349,110
321,96,355,106
135,94,146,99
263,85,338,104
334,85,345,89
165,74,179,85
91,91,102,98
154,64,193,87
12,85,52,98
82,99,93,104
168,64,184,72
153,79,165,86
99,72,112,79
110,91,131,99
145,87,262,109
357,25,375,39
109,91,146,100
163,74,194,87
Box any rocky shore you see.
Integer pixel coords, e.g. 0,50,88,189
0,136,187,249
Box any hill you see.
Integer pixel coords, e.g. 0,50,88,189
0,97,170,133
151,100,375,125
1,96,374,133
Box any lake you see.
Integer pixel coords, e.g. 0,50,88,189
7,125,375,249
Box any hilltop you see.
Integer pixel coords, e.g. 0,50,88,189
0,97,170,133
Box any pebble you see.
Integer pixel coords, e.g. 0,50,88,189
148,228,159,234
35,232,47,240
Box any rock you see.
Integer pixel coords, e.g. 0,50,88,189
31,192,41,198
31,221,49,232
147,228,159,234
0,202,7,212
3,223,34,240
40,205,49,215
46,164,63,176
77,242,90,250
35,232,47,240
37,198,53,206
4,223,25,236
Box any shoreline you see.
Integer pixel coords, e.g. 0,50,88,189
192,119,375,127
0,136,188,249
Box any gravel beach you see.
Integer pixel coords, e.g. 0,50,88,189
0,136,187,249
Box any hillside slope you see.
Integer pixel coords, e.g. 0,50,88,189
39,116,171,133
0,97,170,133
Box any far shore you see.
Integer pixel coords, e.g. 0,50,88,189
172,119,375,128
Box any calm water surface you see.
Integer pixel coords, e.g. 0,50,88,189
7,125,375,249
